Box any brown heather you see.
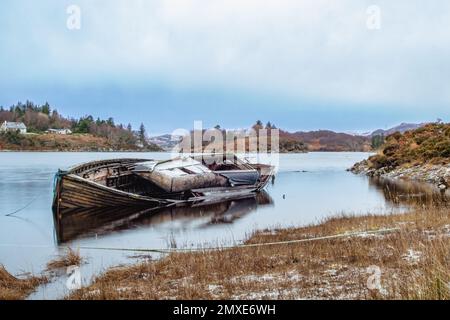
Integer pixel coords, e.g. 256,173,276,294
367,123,450,170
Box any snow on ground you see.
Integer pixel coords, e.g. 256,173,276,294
402,249,422,264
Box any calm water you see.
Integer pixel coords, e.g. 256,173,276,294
0,152,429,298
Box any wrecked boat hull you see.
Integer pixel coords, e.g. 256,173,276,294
52,158,176,211
52,156,275,214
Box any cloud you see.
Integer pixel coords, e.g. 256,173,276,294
1,0,450,111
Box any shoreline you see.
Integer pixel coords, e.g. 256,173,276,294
0,150,166,153
350,160,450,186
0,150,371,154
64,207,450,300
1,176,448,300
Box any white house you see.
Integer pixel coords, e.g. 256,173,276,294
47,128,72,135
0,121,27,134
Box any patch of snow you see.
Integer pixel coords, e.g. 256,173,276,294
233,288,302,300
402,249,422,263
323,269,338,276
286,270,302,281
257,230,279,236
207,284,223,294
231,271,303,284
236,274,277,282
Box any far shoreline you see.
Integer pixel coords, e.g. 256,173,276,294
0,150,372,153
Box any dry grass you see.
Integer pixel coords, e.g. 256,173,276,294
0,266,47,300
46,248,84,271
68,206,450,300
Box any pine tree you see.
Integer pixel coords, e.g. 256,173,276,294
41,102,51,115
371,134,385,149
253,120,263,131
139,123,147,146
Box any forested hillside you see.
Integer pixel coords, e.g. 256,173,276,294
0,101,161,151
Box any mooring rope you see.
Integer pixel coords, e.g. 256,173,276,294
75,227,401,254
0,227,400,253
3,196,39,217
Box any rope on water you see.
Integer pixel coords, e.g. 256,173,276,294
0,228,400,253
3,170,66,217
76,227,401,254
4,196,39,217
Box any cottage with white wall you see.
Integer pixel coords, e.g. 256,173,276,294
0,121,27,134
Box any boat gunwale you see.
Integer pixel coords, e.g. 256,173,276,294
67,158,153,175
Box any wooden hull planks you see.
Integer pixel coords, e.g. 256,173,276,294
53,174,173,210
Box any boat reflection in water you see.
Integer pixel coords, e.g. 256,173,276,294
53,191,273,244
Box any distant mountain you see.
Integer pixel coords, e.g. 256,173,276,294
150,123,432,153
148,134,182,151
281,130,372,152
151,129,372,152
370,123,427,137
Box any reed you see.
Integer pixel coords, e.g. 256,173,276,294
0,265,47,300
46,248,84,271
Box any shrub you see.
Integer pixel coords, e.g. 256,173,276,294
1,131,23,145
367,123,450,170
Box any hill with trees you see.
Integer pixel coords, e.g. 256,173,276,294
251,120,372,152
149,120,373,153
360,122,450,170
280,129,371,152
0,101,161,151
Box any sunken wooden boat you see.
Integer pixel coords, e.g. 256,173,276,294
52,154,275,213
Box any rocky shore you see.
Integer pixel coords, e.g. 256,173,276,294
349,122,450,190
350,160,450,187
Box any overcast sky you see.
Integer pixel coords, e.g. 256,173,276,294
1,0,449,134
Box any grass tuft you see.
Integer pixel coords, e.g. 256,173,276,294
46,248,84,271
